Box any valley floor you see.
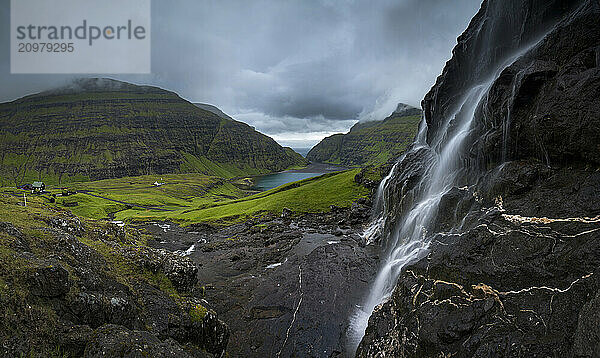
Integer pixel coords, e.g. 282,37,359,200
0,166,383,357
139,205,378,356
1,167,368,225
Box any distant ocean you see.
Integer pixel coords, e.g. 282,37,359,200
292,147,312,158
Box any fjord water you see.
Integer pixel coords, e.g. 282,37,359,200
251,172,324,191
251,163,347,191
347,33,554,352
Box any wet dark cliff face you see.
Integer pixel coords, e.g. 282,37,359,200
358,0,600,356
423,0,585,143
424,0,599,168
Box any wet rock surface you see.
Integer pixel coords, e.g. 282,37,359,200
358,0,600,356
359,205,600,357
140,203,378,357
0,209,229,358
84,324,207,358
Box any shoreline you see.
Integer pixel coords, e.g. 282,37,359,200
280,162,349,174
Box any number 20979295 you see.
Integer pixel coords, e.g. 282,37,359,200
18,42,74,52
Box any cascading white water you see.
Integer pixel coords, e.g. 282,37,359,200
361,162,397,245
347,33,554,354
361,118,429,246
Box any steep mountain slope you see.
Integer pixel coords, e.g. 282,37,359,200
357,0,600,356
306,103,421,166
0,78,307,186
193,103,234,121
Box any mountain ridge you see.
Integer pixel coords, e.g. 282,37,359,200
306,103,421,167
0,78,307,185
193,103,235,121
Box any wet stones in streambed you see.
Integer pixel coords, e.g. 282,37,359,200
142,208,378,357
240,242,378,357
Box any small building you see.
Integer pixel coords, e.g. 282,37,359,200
32,181,45,193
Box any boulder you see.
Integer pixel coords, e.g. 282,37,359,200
28,263,70,297
84,324,200,358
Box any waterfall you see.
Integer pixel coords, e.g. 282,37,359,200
361,162,397,245
347,32,555,354
361,117,429,246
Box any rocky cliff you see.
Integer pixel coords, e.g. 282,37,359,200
0,78,307,185
306,103,421,167
358,0,600,356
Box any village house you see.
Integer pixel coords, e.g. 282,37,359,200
32,181,45,193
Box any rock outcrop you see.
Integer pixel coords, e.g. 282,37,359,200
0,194,229,357
358,0,600,356
141,200,379,357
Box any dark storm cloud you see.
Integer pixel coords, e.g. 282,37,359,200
0,0,482,147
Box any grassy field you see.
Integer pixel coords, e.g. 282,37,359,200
1,170,369,225
113,169,368,225
0,173,248,220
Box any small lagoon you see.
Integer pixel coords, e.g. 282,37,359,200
251,163,347,191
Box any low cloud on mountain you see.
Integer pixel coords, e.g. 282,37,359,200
0,0,481,148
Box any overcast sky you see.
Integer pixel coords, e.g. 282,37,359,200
0,0,482,148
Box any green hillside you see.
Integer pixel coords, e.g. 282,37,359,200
52,173,247,220
109,169,369,224
0,169,369,224
0,78,307,186
306,103,421,166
